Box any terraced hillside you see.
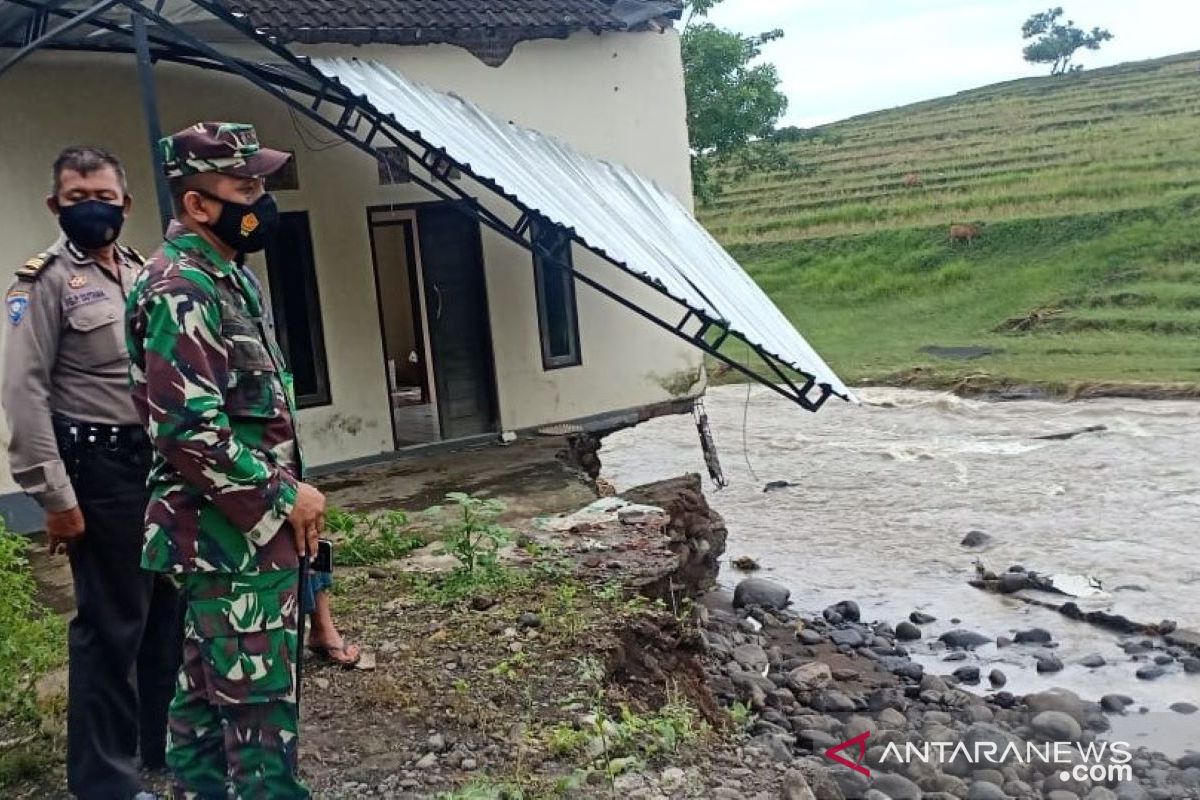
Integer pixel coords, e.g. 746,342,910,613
703,51,1200,393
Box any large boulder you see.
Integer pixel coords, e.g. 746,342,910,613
788,662,834,692
1031,710,1083,742
941,630,993,650
734,578,791,611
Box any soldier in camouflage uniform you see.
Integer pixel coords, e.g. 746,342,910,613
125,122,326,799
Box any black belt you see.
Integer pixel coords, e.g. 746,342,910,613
52,415,149,452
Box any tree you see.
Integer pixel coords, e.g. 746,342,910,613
681,1,791,202
1021,7,1113,75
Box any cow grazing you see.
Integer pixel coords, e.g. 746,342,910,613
949,223,982,244
902,172,923,188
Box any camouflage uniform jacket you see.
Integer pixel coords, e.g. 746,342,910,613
126,221,302,574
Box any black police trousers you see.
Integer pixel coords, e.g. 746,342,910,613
60,425,182,800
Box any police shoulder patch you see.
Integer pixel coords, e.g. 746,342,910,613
7,288,30,326
15,252,53,282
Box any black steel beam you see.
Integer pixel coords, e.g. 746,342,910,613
0,0,120,79
2,0,834,411
133,11,173,232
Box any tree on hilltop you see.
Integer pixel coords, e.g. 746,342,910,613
1021,7,1113,75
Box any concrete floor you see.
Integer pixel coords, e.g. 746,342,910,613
315,435,598,525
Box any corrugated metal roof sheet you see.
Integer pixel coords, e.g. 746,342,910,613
313,57,852,402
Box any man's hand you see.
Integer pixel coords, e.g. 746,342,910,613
287,482,325,558
45,507,85,555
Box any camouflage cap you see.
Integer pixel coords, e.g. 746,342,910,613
160,122,290,179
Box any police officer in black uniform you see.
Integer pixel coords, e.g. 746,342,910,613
1,146,181,800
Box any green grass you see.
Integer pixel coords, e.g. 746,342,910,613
702,50,1200,391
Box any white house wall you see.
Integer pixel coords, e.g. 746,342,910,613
0,29,702,492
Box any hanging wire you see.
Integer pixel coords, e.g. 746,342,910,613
287,105,347,152
741,342,760,483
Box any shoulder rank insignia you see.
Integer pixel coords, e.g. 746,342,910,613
120,245,147,267
15,252,52,282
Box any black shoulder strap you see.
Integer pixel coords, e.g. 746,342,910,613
120,245,147,267
15,252,54,282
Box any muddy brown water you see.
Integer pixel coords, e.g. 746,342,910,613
602,385,1200,755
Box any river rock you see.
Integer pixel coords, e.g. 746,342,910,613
1114,784,1150,800
1025,690,1095,727
782,769,818,800
1080,654,1106,668
1037,654,1065,673
793,760,846,800
830,628,866,648
894,622,922,641
734,578,791,611
961,530,993,548
910,611,937,624
953,666,982,684
1014,628,1053,644
788,662,833,691
797,729,840,752
1153,654,1173,665
1031,711,1082,742
1170,702,1198,714
989,669,1007,687
1006,780,1036,797
999,573,1030,593
1121,640,1151,655
1047,792,1081,800
832,768,870,800
1182,657,1200,674
1101,694,1129,712
967,781,1008,800
971,769,1005,787
812,690,857,714
963,724,1020,767
798,628,825,646
734,643,770,672
752,732,796,763
871,773,922,800
1085,789,1118,800
941,630,993,650
1135,666,1165,680
827,600,861,623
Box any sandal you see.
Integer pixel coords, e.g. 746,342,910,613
307,642,362,668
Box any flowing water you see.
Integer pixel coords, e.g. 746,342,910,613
602,385,1200,753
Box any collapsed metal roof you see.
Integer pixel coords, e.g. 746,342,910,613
0,0,852,412
315,56,852,402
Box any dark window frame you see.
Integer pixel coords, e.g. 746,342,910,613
264,210,332,408
530,217,582,370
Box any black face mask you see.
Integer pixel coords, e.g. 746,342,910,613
199,192,280,255
57,200,125,250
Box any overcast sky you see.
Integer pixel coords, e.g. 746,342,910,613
702,0,1200,128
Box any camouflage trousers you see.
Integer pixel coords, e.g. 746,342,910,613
167,569,309,799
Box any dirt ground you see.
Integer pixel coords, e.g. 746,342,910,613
3,437,761,799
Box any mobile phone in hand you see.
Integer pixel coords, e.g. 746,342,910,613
312,538,333,573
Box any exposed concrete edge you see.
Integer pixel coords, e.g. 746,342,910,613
3,398,698,533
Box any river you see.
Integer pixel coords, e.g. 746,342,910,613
602,385,1199,753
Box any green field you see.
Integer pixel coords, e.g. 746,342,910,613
703,51,1200,395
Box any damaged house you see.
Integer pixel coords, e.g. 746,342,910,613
0,0,851,530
